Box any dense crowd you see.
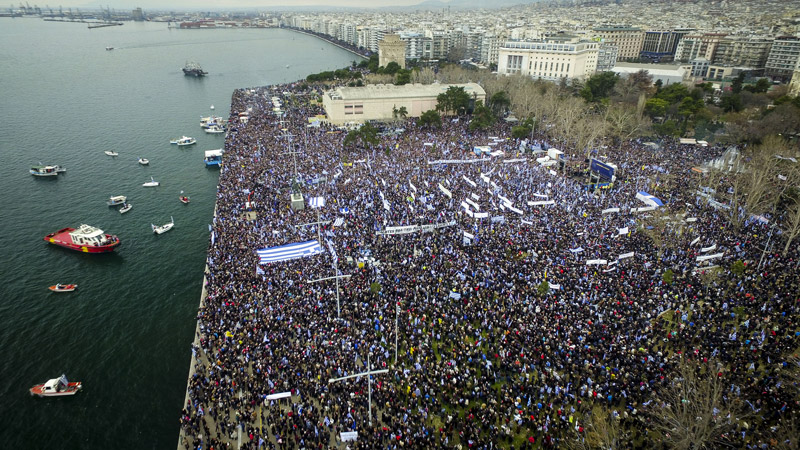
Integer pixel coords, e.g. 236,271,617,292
179,82,800,450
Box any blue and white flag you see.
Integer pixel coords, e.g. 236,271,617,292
309,196,326,208
257,240,322,264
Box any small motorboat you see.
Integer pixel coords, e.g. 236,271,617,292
210,104,215,110
180,196,190,204
106,46,114,50
119,202,132,214
104,151,119,156
142,176,159,187
152,216,174,234
30,165,64,176
107,195,127,206
138,157,149,165
174,136,196,146
30,374,82,397
205,125,225,134
49,283,77,292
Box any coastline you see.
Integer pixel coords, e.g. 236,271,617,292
177,267,208,450
282,27,369,60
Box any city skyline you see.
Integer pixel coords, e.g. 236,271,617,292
58,0,516,11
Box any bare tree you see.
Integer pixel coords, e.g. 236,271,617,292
565,406,628,450
646,358,748,449
411,67,436,85
783,194,800,255
604,103,651,141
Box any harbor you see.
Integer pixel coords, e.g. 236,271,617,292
0,19,358,449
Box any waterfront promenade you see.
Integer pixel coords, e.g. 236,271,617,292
178,82,800,449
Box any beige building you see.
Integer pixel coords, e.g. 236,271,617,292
322,83,486,125
378,34,406,69
497,39,598,81
592,26,644,60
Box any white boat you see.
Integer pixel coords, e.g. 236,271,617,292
205,125,225,134
106,46,114,51
210,104,215,110
107,195,127,206
30,165,64,176
30,374,82,397
174,136,196,146
138,157,149,165
119,202,132,214
200,116,226,129
142,176,159,187
104,151,119,156
152,216,174,234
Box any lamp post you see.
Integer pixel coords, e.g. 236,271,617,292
328,353,389,427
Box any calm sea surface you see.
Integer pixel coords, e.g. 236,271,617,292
0,19,359,449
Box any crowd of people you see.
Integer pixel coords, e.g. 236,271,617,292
179,81,800,450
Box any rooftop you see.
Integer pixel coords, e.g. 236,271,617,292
328,82,486,101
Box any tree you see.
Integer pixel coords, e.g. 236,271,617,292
731,72,745,94
645,98,669,119
417,110,442,129
719,94,743,113
646,359,748,449
566,406,628,450
605,103,651,140
656,83,691,105
653,119,679,137
580,71,619,102
743,77,771,94
383,61,401,75
397,106,408,119
469,101,495,131
411,67,436,85
489,90,511,115
436,86,471,115
342,122,379,150
395,69,411,85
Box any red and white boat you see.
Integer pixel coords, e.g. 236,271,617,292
30,374,82,397
180,196,190,204
43,224,121,253
49,284,77,292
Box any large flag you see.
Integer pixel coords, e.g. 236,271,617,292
257,240,322,264
309,196,326,208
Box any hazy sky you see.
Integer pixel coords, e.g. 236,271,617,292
62,0,433,9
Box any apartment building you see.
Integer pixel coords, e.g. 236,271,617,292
713,36,773,68
592,25,644,60
498,38,598,81
596,43,619,72
766,36,800,81
674,33,727,62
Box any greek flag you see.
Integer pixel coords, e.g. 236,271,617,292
257,240,322,264
309,196,326,208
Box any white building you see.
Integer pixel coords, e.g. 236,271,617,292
322,83,486,125
497,39,598,81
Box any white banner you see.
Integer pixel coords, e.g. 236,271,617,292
690,237,701,246
618,227,629,236
503,158,527,164
602,208,620,215
462,176,477,187
696,252,724,262
528,200,555,206
533,193,549,198
265,392,292,400
618,252,635,260
409,182,417,192
632,206,657,213
471,193,480,200
428,159,487,165
587,259,608,265
438,183,452,199
508,205,523,215
700,244,717,253
340,431,358,442
474,212,489,219
463,231,474,239
685,217,697,223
